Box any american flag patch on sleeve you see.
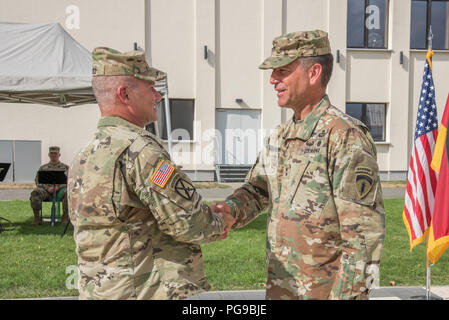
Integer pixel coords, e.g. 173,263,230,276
151,160,175,188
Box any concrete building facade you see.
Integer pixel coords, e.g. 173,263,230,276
1,0,449,182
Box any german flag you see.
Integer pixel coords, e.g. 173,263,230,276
428,94,449,264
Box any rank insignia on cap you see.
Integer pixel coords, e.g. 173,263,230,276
151,160,175,188
355,166,374,199
175,178,196,200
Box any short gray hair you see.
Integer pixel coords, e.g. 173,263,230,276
92,75,138,106
296,54,334,87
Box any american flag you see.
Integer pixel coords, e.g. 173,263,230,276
403,50,439,251
151,160,174,188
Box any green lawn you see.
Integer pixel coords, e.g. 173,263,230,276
379,198,449,286
0,201,77,298
0,198,448,299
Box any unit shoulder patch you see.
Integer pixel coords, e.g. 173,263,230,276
355,166,374,199
175,178,196,200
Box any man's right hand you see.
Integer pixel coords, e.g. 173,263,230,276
211,201,235,240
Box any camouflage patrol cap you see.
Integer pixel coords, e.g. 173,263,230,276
49,146,60,154
259,30,331,69
92,47,166,82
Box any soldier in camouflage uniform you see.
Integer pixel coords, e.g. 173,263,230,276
30,146,69,225
68,47,235,300
214,30,385,300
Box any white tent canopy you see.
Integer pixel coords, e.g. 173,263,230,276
0,22,96,107
0,21,172,153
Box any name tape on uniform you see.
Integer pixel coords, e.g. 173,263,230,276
151,160,175,188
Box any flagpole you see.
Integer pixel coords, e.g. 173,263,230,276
410,26,434,301
409,25,443,301
426,234,431,300
426,26,433,301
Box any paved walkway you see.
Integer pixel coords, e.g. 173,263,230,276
0,189,32,201
188,286,449,300
12,286,449,300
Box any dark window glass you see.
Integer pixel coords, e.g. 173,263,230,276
146,122,157,135
347,0,366,47
170,99,194,140
146,99,195,141
411,0,449,50
431,1,449,49
155,100,168,139
347,0,389,48
346,103,386,141
411,0,428,49
346,103,364,120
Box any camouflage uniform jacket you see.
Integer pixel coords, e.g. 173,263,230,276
35,161,69,190
225,95,385,300
68,117,225,300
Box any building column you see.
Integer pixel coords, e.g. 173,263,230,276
389,0,411,180
327,0,347,112
193,0,216,179
261,0,283,138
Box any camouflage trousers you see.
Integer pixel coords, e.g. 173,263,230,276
30,187,68,221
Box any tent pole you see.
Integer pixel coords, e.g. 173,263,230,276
163,87,172,157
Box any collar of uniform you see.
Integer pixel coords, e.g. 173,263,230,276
282,94,331,141
97,116,146,134
147,130,166,148
98,117,169,152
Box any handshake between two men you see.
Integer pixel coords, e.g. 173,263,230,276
210,201,234,240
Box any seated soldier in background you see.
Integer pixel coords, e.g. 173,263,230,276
30,146,69,225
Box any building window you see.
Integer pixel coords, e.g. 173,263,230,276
411,0,449,50
346,103,386,141
146,99,195,141
347,0,389,48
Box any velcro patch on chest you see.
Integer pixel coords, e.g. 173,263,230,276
355,166,374,199
151,160,175,188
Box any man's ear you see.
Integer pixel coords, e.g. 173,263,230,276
116,85,130,104
309,64,323,86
